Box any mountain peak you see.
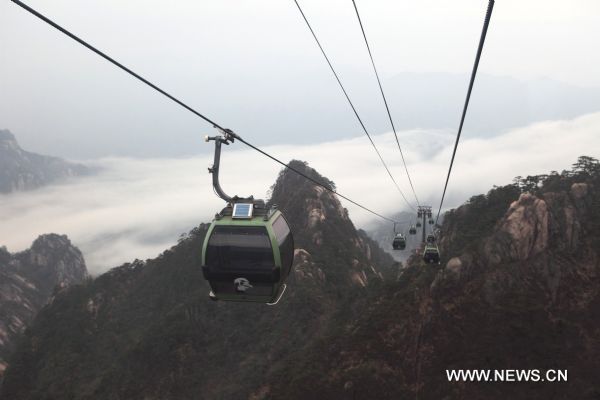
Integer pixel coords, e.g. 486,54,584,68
0,129,16,140
27,234,88,287
0,234,88,377
272,159,335,193
0,129,19,151
267,160,396,287
31,233,73,251
269,160,338,231
0,128,91,193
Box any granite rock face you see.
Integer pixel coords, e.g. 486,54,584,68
0,234,88,375
262,169,600,400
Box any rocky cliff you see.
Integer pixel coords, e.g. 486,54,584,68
264,158,600,399
0,160,396,399
0,129,90,193
0,234,88,376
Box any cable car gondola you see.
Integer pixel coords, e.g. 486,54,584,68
409,225,417,235
423,243,441,264
391,222,407,250
416,221,422,228
201,130,294,304
426,234,436,244
392,233,406,250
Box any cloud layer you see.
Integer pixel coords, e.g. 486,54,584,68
1,112,599,274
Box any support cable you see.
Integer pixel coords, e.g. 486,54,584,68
435,0,495,225
351,0,420,207
10,0,401,224
293,0,415,211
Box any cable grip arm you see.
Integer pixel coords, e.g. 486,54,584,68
205,128,245,203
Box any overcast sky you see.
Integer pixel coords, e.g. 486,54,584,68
1,0,600,158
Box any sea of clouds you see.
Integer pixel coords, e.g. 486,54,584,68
1,112,599,274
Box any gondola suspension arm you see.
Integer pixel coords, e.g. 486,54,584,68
205,128,249,203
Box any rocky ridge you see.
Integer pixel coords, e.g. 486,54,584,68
266,159,600,399
0,234,88,376
0,129,90,193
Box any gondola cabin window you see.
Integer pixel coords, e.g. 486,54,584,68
205,226,274,271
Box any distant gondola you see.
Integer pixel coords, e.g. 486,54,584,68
392,233,407,250
423,243,441,264
409,225,417,235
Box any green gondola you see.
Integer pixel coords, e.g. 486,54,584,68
202,201,293,303
423,243,441,264
201,130,294,304
392,233,406,250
